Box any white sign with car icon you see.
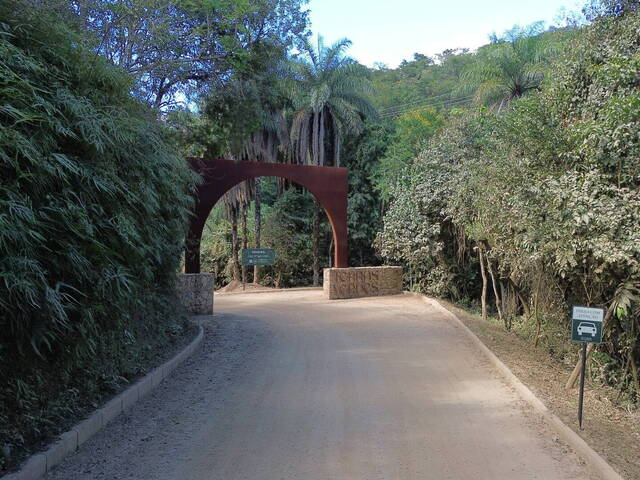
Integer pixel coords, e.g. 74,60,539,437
571,306,604,344
576,322,597,337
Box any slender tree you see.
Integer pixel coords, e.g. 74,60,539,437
288,36,377,284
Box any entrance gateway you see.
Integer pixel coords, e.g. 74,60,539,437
179,158,402,310
184,158,349,274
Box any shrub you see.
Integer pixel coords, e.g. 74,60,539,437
0,2,196,469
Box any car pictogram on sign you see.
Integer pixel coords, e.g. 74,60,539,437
577,322,597,337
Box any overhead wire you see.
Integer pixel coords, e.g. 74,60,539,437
379,95,475,119
378,89,460,114
379,93,475,118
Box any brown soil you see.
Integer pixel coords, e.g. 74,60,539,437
437,299,640,480
216,280,276,294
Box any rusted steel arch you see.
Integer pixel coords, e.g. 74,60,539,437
185,158,348,273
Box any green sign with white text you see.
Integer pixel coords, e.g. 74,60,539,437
242,248,275,266
571,306,604,344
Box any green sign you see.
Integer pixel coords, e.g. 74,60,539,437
242,248,275,266
571,306,604,343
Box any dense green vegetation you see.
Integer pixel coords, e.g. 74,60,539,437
2,0,640,473
0,3,198,470
375,4,640,402
0,0,309,472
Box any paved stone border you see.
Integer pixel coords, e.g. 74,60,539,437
406,292,623,480
2,325,204,480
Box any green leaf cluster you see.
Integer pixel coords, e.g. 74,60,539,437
377,9,640,399
0,3,196,466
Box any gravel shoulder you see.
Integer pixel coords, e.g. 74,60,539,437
437,299,640,480
44,291,598,480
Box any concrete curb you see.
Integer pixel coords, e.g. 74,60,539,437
406,292,624,480
2,324,204,480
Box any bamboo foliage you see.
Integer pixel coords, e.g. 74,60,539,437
0,4,196,462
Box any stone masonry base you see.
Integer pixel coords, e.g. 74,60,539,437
323,266,402,299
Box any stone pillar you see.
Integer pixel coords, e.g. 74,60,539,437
176,273,214,315
323,266,403,300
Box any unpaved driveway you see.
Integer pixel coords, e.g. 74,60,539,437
46,291,595,480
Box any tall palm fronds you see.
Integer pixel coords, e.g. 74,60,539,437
288,36,377,166
460,34,559,111
238,109,290,164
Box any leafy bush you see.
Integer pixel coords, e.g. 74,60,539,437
0,3,196,469
261,189,319,287
377,9,640,401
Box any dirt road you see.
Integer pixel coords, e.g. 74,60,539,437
46,291,594,480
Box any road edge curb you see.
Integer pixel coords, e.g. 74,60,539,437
406,292,623,480
2,324,205,480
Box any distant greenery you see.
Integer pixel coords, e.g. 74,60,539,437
0,3,196,470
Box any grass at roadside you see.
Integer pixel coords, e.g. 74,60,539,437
437,299,640,480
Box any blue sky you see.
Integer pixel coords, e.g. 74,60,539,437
308,0,583,67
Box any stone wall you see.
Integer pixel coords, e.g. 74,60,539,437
176,273,214,315
323,266,403,300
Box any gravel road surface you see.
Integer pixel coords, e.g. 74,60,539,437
45,290,594,480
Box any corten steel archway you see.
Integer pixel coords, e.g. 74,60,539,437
185,158,348,273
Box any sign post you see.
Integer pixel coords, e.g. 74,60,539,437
240,249,275,291
570,306,604,429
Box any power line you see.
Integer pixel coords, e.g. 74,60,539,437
380,96,474,118
379,95,475,119
378,89,459,114
379,93,475,118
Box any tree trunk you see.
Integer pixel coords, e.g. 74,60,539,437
241,203,248,285
483,242,504,327
319,109,325,166
312,200,320,286
312,111,319,165
478,244,488,320
253,177,262,284
334,129,341,167
566,343,594,390
509,277,530,317
230,206,241,281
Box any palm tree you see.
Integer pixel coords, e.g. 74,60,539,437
288,36,377,284
210,59,291,285
460,33,558,111
289,36,377,167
